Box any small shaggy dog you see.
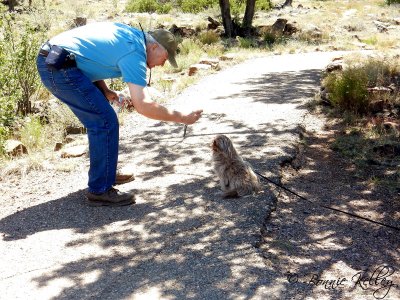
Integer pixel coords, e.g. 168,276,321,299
211,134,261,198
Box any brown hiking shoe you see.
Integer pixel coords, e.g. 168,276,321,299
115,172,135,185
115,166,135,185
86,187,135,207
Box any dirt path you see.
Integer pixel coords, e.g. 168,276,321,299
1,51,399,299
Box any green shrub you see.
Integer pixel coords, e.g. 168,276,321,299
0,15,45,155
257,0,272,10
0,125,10,156
172,38,203,71
179,38,203,55
179,0,217,13
1,16,44,115
362,36,378,46
361,59,393,87
322,57,400,115
198,30,219,45
202,43,225,57
237,36,256,48
323,67,369,114
19,116,47,150
263,31,277,47
386,0,400,4
125,0,270,14
125,0,172,13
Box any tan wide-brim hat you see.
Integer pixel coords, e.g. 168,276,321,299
149,29,178,68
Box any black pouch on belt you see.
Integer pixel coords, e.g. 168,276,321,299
45,45,71,70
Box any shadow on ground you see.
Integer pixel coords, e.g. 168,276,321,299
257,131,400,299
4,66,395,299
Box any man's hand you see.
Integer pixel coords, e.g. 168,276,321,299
94,80,119,103
128,82,203,124
104,89,119,102
182,110,203,125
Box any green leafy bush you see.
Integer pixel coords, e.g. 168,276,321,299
178,38,203,55
0,14,45,154
323,67,369,114
386,0,400,4
256,0,272,10
179,0,216,13
323,58,400,115
19,116,47,150
125,0,173,13
198,30,219,45
126,0,271,14
237,36,256,48
362,59,393,87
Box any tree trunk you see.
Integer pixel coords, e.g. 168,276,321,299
7,0,18,11
281,0,293,8
219,0,233,38
242,0,256,36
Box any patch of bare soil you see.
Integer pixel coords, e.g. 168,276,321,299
258,113,400,300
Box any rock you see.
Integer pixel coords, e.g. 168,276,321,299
219,53,236,61
31,100,50,124
388,83,397,92
393,18,400,25
271,18,288,36
284,22,298,35
199,58,220,68
304,24,323,39
319,88,330,104
54,142,63,152
352,41,369,49
325,61,343,72
213,26,225,36
74,16,87,27
332,56,344,62
61,145,87,158
65,125,86,135
373,144,400,157
207,16,220,30
4,140,28,157
343,9,357,18
188,64,211,76
160,75,176,83
64,134,87,145
368,86,392,92
31,100,47,114
383,121,400,133
369,100,386,113
257,25,272,35
373,20,388,33
169,24,196,37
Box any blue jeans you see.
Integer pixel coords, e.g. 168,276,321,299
36,55,119,194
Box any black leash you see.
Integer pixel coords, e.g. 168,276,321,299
254,171,400,232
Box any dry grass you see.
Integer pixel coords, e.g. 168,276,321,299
255,0,400,52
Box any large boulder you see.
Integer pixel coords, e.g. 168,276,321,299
169,24,196,37
188,64,212,76
61,145,87,158
4,140,28,157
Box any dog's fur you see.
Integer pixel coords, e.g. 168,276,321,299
212,135,261,198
